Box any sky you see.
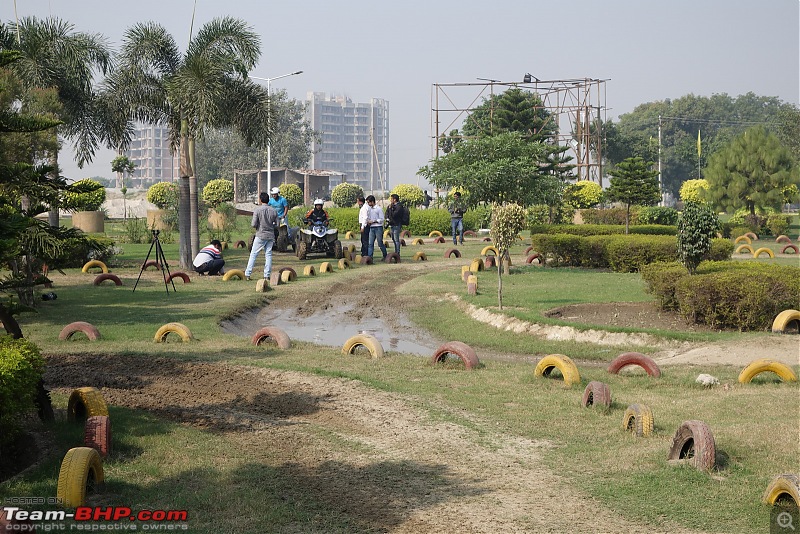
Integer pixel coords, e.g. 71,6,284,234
5,0,799,188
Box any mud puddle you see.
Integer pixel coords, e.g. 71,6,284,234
221,301,439,356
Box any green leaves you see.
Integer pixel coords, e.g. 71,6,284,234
62,178,106,212
201,178,234,208
677,202,719,273
146,181,179,210
331,183,363,208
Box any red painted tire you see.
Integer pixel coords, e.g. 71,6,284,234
524,246,534,256
525,253,542,265
744,232,758,241
431,341,480,370
360,255,373,265
464,230,476,237
482,237,492,242
235,240,247,248
582,381,611,408
781,244,799,254
59,322,101,341
667,420,716,471
607,352,662,378
167,271,191,284
776,235,792,244
384,252,401,263
444,248,461,258
433,236,445,244
84,415,111,457
251,327,291,349
93,273,122,286
142,259,161,271
461,270,473,282
400,230,411,238
484,256,496,268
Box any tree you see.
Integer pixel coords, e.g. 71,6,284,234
111,155,135,219
0,17,111,227
677,202,719,274
703,127,799,215
605,157,660,233
489,203,526,310
461,88,558,142
109,18,271,268
419,132,563,208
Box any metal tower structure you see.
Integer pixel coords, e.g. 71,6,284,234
431,76,608,185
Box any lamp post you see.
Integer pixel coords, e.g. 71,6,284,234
250,70,303,196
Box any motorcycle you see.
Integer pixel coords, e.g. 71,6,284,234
296,218,343,260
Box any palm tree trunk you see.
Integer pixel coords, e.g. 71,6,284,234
48,150,60,227
189,136,200,260
178,118,193,268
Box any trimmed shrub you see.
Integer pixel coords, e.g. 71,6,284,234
279,184,303,208
331,183,363,208
675,265,799,330
679,179,709,204
147,182,179,210
530,233,583,267
606,235,678,273
708,238,734,261
766,214,790,237
389,184,424,207
527,203,575,226
564,180,602,209
63,179,106,212
677,202,719,273
640,262,690,310
581,235,618,269
528,224,676,237
463,205,491,230
407,208,451,236
202,179,234,208
0,335,45,443
638,206,679,226
581,207,639,225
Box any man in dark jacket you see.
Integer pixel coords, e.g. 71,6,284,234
385,193,409,255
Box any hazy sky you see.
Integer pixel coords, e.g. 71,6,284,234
5,0,799,187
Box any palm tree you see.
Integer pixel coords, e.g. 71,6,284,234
108,18,272,267
0,17,111,227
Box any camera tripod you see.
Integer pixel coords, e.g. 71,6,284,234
132,230,176,294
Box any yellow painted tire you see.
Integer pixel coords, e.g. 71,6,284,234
622,403,654,437
411,238,424,245
319,262,333,273
347,244,356,253
342,334,384,359
153,322,194,343
428,231,443,237
738,358,797,383
67,387,109,421
470,258,484,272
303,265,316,276
222,269,245,281
772,309,800,334
56,447,104,508
753,247,774,258
763,474,800,507
338,258,351,270
255,278,270,292
481,245,499,257
345,231,355,240
412,251,427,261
734,244,754,254
733,235,751,245
534,354,581,386
81,260,108,274
280,270,294,283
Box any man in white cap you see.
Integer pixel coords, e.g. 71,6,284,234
268,186,288,222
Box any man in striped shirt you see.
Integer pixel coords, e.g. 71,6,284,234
192,240,225,275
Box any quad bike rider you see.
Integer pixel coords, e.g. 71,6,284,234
296,199,343,260
269,187,296,252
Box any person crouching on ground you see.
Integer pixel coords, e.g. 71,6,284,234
193,239,225,275
244,191,279,281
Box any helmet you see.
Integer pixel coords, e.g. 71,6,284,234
270,187,280,195
313,198,324,206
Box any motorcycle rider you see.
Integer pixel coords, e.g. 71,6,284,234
304,199,329,226
268,186,288,221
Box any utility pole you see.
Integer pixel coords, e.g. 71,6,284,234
658,115,663,206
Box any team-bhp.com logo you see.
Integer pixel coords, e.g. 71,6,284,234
3,506,188,530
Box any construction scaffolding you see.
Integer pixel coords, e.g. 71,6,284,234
431,77,609,185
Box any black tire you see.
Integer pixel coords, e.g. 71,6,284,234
297,240,308,260
36,379,55,422
333,240,343,259
276,233,288,253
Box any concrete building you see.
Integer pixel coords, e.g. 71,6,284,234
125,124,180,188
305,92,389,193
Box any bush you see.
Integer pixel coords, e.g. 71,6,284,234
463,205,491,230
530,234,583,267
390,184,424,207
640,262,690,310
202,179,234,208
581,235,618,269
406,208,451,237
0,335,45,443
122,217,150,244
708,238,734,261
638,206,679,226
677,202,719,273
528,223,676,237
679,179,709,204
675,265,799,330
766,214,790,237
564,180,602,209
330,183,363,208
605,235,678,273
528,204,575,225
147,182,179,210
279,183,303,208
63,179,106,212
580,207,639,225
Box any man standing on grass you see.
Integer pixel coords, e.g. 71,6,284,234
244,191,279,281
357,195,369,257
385,193,409,255
448,191,466,245
364,195,387,260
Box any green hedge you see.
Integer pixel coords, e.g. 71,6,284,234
641,261,800,330
605,235,677,273
528,224,677,236
0,336,45,444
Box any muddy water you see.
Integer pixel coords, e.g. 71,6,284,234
221,301,439,356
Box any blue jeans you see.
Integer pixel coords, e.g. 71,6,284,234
245,235,274,278
451,218,464,244
367,226,387,259
390,225,402,254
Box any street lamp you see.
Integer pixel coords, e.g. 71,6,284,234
250,70,303,195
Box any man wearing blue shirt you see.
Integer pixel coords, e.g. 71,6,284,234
268,187,288,221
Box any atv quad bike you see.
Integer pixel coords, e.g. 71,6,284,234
275,218,297,253
296,219,343,260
